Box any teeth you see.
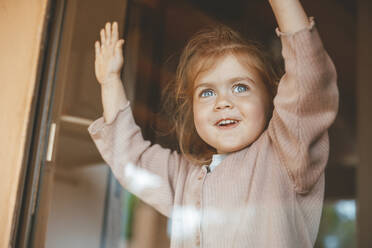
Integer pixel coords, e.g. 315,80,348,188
218,119,237,126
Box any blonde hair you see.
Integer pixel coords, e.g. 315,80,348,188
162,24,280,166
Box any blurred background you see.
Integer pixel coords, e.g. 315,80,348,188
11,0,370,247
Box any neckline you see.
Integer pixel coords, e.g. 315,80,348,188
208,153,229,172
212,153,228,160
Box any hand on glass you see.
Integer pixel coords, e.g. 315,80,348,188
94,22,125,85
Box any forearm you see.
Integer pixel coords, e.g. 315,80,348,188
101,78,128,124
269,0,310,33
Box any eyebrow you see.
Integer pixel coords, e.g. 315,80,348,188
194,76,255,91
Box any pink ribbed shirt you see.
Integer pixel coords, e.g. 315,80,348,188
88,17,339,248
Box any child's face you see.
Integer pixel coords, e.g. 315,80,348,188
192,54,271,154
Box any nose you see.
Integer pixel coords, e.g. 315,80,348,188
214,94,233,111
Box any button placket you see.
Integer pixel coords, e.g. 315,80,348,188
197,170,204,180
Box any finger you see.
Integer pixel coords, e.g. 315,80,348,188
95,41,101,56
105,22,111,44
112,22,118,42
115,39,125,53
100,29,106,45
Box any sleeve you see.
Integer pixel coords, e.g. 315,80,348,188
87,101,188,217
267,17,339,194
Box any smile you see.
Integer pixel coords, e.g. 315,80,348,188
215,119,240,129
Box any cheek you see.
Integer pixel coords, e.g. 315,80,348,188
255,101,270,127
193,102,210,134
242,99,268,123
193,102,202,131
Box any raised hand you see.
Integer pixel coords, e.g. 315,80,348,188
95,22,125,85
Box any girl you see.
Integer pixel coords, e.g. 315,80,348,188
88,0,339,247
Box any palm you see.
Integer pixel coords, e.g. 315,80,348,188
95,22,125,84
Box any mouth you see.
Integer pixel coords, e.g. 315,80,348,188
215,118,240,129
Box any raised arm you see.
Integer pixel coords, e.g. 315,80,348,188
89,22,190,217
269,0,310,33
266,1,339,194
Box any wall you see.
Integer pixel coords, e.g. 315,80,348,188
0,0,49,246
357,0,372,247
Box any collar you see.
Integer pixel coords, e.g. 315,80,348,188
208,153,228,172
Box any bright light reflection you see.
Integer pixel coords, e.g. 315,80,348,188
169,205,256,240
324,234,339,248
171,205,201,240
123,163,162,194
335,200,356,221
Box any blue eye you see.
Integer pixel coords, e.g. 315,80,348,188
233,84,248,93
200,89,215,98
